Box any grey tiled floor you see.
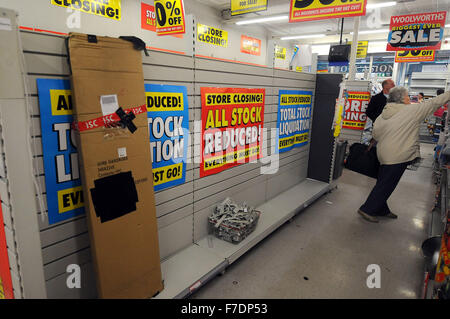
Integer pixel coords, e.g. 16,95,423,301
191,143,436,299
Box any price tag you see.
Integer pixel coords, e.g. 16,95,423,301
155,0,186,36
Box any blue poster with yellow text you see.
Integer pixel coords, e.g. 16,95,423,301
276,90,312,153
145,84,189,191
37,79,84,225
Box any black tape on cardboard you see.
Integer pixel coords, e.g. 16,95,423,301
119,36,149,56
90,171,138,223
116,107,137,133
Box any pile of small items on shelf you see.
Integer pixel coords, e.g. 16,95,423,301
208,198,261,244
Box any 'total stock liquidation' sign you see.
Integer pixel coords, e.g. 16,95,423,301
51,0,121,20
343,91,370,130
395,49,435,63
276,90,312,153
387,11,447,51
231,0,268,16
289,0,367,23
154,0,186,35
200,88,265,178
37,79,85,225
145,84,189,191
197,24,228,47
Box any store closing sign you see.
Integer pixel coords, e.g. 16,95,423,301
395,50,435,63
289,0,367,23
197,24,228,47
343,91,370,130
145,84,189,191
37,79,85,225
276,90,312,153
275,46,286,60
141,2,156,32
241,35,261,56
154,0,186,35
51,0,121,20
231,0,268,16
200,88,265,178
387,11,447,51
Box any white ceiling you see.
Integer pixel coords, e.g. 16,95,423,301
196,0,450,44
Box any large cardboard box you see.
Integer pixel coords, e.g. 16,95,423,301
68,33,163,298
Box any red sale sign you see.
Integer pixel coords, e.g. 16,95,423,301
200,88,265,177
0,202,13,299
141,2,156,32
343,91,370,130
387,11,447,51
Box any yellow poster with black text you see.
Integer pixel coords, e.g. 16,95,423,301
289,0,367,23
275,46,286,60
231,0,268,16
197,24,228,47
395,50,435,63
154,0,186,35
349,41,368,59
51,0,121,20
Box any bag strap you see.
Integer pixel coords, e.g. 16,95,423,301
366,138,377,152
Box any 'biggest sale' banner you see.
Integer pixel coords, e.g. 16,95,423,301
387,11,447,51
343,91,370,130
289,0,367,23
200,88,265,178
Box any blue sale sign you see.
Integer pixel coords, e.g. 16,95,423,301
37,79,84,225
145,84,189,191
276,90,312,153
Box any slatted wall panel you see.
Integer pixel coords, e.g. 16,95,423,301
192,59,316,241
21,30,317,298
21,30,196,298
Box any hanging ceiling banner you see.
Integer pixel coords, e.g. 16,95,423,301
231,0,268,16
155,0,186,36
395,50,435,63
51,0,121,20
289,0,367,23
387,11,447,51
141,2,156,32
241,35,262,56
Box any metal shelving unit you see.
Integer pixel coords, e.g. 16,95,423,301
409,72,450,97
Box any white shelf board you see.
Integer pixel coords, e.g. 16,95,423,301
196,179,330,264
154,244,227,299
153,178,330,299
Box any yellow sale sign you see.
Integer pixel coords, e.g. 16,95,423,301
289,0,367,23
395,50,435,63
231,0,268,16
155,0,186,35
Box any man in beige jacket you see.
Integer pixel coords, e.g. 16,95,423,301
358,87,450,223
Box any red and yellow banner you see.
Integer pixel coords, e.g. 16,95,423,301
200,88,265,177
395,50,435,63
154,0,186,36
387,11,447,51
0,202,13,299
289,0,367,23
343,91,370,130
241,35,261,56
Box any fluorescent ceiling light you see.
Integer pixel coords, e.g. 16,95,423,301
351,29,389,35
366,1,396,9
236,15,288,25
281,34,326,40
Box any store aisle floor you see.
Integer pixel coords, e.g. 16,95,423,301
191,143,436,299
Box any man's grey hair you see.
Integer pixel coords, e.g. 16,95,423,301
387,86,409,103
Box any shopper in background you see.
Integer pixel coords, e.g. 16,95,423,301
434,89,448,117
365,79,396,122
418,92,425,103
358,87,450,223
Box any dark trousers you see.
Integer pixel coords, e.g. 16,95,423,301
360,162,409,216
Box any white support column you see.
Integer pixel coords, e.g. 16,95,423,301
0,8,47,298
367,55,374,80
348,17,360,81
